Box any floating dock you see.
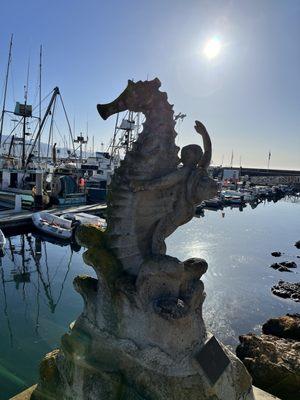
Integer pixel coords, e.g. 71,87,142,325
0,203,107,233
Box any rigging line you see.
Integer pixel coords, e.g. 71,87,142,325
1,117,23,146
58,93,75,154
31,90,52,113
54,250,73,309
26,236,56,313
53,119,67,144
46,96,57,160
43,241,51,287
0,34,13,147
0,266,14,347
35,272,41,336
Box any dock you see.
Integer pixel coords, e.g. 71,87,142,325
0,203,107,233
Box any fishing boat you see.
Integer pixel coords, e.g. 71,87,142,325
32,212,73,240
0,229,6,248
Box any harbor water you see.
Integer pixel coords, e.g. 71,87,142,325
0,197,299,399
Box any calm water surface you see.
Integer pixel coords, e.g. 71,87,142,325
0,198,299,399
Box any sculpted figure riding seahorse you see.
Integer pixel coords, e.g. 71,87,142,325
132,120,214,255
97,78,217,275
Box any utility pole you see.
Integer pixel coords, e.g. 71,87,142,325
0,34,13,148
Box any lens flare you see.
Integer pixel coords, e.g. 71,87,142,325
203,37,221,60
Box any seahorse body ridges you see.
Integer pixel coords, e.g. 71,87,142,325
99,79,180,275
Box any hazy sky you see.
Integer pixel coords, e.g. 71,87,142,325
0,0,299,169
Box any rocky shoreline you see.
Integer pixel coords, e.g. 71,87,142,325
271,281,300,302
237,314,300,400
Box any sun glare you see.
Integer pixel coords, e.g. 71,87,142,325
203,37,221,60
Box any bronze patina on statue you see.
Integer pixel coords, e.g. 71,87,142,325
30,78,255,400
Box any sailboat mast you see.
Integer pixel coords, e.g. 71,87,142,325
0,34,13,149
38,45,42,161
22,59,30,168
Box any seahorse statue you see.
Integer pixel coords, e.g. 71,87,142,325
98,78,216,275
29,78,255,400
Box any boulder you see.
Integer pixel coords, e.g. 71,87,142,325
295,240,300,249
262,314,300,340
237,333,300,400
271,252,282,257
271,280,300,302
270,263,292,272
270,261,297,272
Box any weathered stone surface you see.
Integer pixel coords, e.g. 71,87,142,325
271,280,300,302
262,314,300,341
31,79,254,400
253,387,281,399
237,333,300,400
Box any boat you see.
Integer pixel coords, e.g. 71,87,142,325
32,212,73,240
0,229,6,248
63,212,107,229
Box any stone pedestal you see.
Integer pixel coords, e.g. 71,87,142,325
24,226,255,400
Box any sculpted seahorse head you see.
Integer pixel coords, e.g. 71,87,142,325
98,78,166,120
97,78,180,180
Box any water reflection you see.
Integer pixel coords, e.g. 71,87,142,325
0,231,89,398
0,233,81,346
167,196,300,348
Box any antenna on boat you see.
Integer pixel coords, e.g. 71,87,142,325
0,34,13,149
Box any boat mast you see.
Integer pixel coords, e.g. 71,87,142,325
22,56,31,167
109,113,119,166
0,34,13,149
38,45,42,161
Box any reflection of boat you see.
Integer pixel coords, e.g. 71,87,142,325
202,197,223,210
32,231,70,247
221,190,243,205
0,229,6,248
32,212,73,240
32,231,81,252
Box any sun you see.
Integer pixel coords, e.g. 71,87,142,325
203,37,221,60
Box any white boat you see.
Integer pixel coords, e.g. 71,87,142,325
32,212,73,240
0,229,6,248
63,212,107,229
